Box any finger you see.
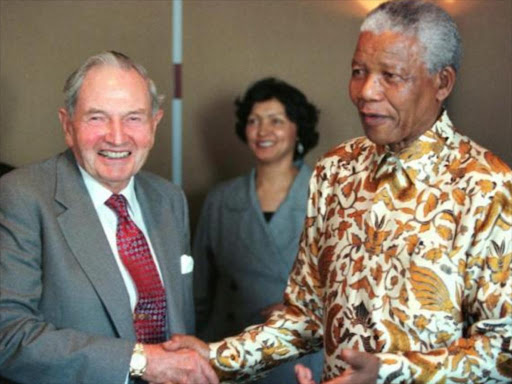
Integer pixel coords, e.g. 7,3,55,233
163,334,188,350
164,335,209,358
295,364,315,384
340,349,368,370
198,355,219,384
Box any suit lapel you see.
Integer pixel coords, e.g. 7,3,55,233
226,171,282,272
135,177,185,336
55,151,135,340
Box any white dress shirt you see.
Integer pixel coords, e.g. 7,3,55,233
79,167,165,312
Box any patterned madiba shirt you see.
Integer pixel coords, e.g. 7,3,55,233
209,111,512,383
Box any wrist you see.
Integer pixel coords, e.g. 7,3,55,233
129,343,147,378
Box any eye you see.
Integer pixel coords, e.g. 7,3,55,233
351,67,366,78
271,117,284,126
247,117,257,126
383,72,401,82
88,114,105,123
125,114,147,125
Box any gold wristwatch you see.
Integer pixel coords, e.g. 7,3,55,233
129,343,147,378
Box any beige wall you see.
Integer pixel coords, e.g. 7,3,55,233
1,0,510,229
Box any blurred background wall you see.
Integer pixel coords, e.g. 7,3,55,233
1,0,510,229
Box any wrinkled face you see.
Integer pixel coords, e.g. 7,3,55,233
349,31,442,151
59,65,162,193
245,98,297,166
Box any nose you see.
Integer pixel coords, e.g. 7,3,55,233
105,119,126,144
359,74,383,102
256,119,271,136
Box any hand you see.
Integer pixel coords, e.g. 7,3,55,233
295,364,316,384
260,302,286,320
163,334,210,360
142,343,218,384
336,349,380,384
295,350,380,384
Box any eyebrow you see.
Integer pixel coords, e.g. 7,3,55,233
84,108,148,116
250,111,286,118
84,108,107,115
125,109,147,115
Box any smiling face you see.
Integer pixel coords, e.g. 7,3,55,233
59,65,163,193
349,31,443,152
245,98,297,166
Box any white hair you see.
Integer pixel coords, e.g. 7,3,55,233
63,51,164,116
361,0,462,73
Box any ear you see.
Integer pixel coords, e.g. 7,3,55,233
58,107,74,148
152,109,164,132
435,66,456,103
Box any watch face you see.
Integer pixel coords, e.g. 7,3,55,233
132,353,146,369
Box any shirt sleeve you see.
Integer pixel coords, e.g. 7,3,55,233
376,179,512,383
209,167,325,381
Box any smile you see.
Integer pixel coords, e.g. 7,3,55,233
257,141,275,148
98,150,131,159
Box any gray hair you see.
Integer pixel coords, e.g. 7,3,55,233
361,0,462,73
63,51,164,116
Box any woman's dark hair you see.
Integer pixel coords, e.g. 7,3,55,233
235,77,319,160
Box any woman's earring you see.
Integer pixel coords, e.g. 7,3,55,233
296,140,304,155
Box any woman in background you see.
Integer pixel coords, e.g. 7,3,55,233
193,77,323,383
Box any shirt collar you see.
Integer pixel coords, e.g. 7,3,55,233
78,166,136,212
372,110,455,183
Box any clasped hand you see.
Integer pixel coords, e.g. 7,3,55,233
142,335,215,384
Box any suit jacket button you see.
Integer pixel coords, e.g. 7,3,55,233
229,280,238,291
226,312,235,321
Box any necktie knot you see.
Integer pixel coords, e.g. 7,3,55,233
105,194,129,219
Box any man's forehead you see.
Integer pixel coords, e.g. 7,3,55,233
76,65,151,104
353,31,423,65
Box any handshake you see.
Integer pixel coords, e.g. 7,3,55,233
136,334,380,384
138,334,215,384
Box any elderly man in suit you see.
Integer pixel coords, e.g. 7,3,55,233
0,51,218,384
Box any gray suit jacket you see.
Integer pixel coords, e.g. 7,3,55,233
0,150,194,384
193,164,323,384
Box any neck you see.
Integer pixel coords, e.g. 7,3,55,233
255,160,298,189
254,160,299,212
388,109,442,153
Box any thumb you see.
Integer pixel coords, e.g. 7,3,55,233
340,349,367,370
162,335,210,360
295,364,316,384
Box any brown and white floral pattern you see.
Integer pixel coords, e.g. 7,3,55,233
210,112,512,383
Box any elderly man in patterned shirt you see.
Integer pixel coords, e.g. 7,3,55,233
167,0,512,382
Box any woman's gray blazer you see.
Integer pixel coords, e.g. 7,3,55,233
193,164,323,384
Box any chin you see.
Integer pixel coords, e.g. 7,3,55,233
364,131,388,146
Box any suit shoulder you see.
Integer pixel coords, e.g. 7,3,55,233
137,170,185,197
0,154,60,198
206,174,247,200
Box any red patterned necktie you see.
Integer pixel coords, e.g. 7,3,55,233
105,194,167,344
